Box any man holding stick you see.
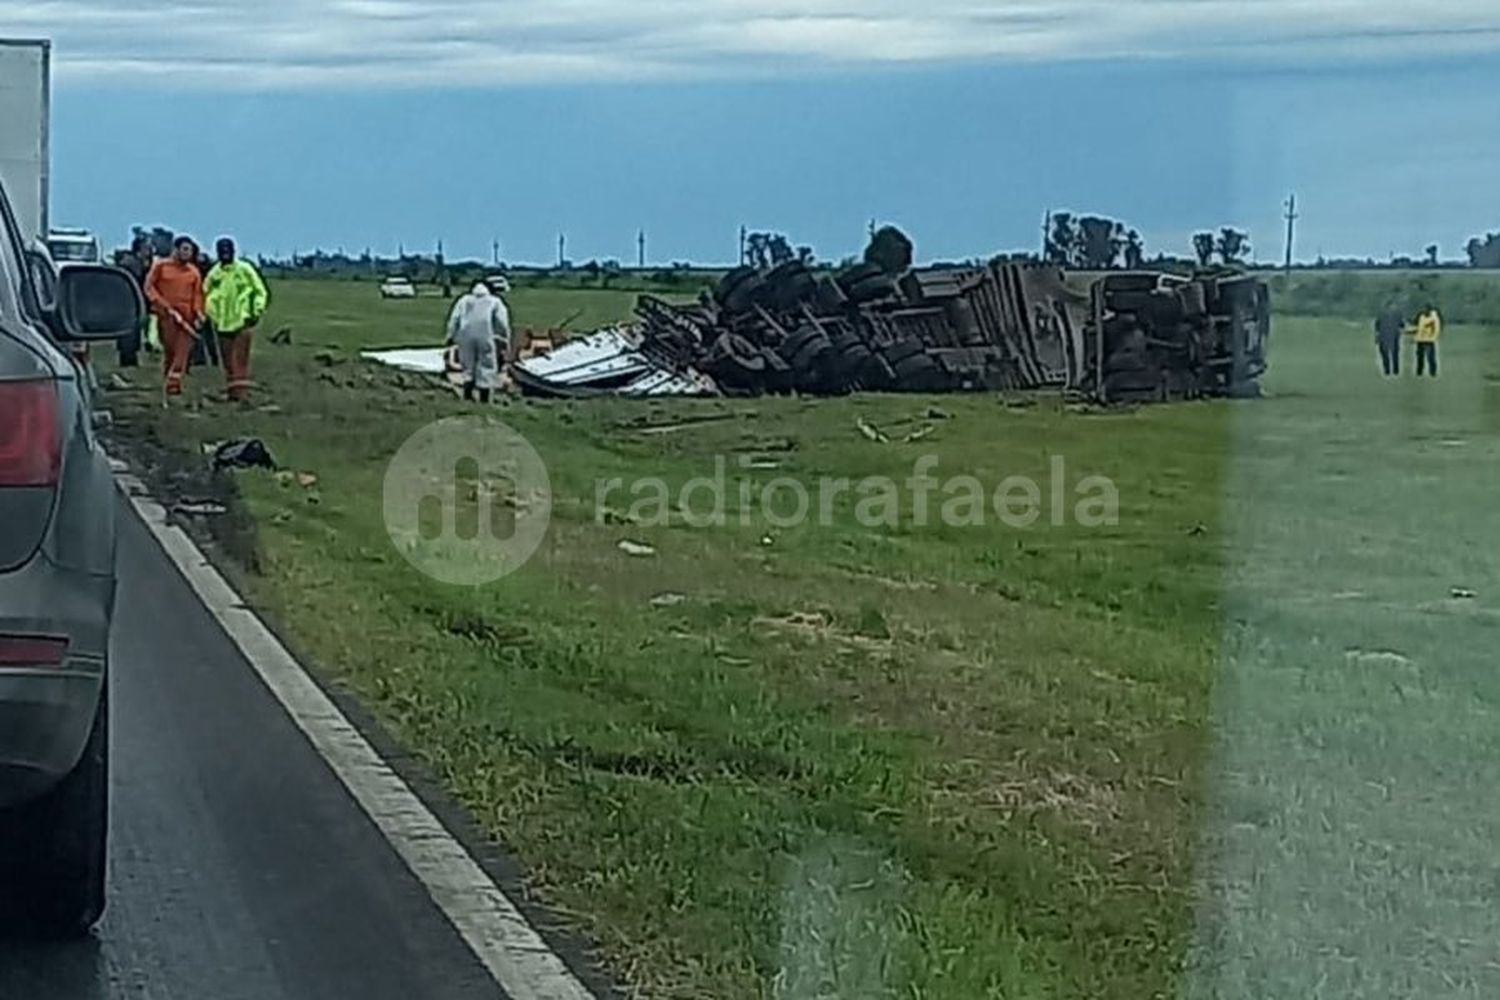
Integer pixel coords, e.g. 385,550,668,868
145,236,206,398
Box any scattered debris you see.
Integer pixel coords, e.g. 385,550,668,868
173,499,228,517
1345,648,1413,668
904,425,937,443
650,593,688,608
270,327,294,345
743,460,782,470
925,406,953,420
212,438,276,471
633,415,738,436
107,457,129,474
296,472,319,489
1451,587,1477,600
760,534,776,547
107,372,133,390
857,418,889,443
618,540,657,558
511,326,717,398
313,350,339,367
1187,523,1208,537
257,403,284,414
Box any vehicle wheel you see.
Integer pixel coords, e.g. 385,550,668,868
847,274,898,305
892,352,944,391
813,277,848,312
780,325,830,365
880,339,926,367
0,687,108,938
716,267,765,315
836,262,883,292
861,353,897,389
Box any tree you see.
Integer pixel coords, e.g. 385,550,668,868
1077,216,1126,269
767,234,795,266
1215,228,1250,265
864,225,914,275
1123,230,1145,270
1192,232,1216,268
1425,244,1439,267
1467,234,1500,268
797,245,815,265
1046,212,1078,267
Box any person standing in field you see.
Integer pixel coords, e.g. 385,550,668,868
204,237,270,402
1412,303,1442,378
145,236,205,398
1375,300,1405,377
446,280,510,403
117,238,154,366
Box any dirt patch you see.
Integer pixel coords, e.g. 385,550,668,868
104,410,264,575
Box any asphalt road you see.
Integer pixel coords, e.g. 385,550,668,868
0,504,504,999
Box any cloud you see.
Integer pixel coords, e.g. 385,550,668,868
5,0,1500,88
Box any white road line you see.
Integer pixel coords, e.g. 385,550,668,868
118,474,597,1000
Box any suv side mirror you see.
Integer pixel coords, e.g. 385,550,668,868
51,265,145,342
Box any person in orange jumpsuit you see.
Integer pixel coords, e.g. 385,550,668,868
145,237,206,397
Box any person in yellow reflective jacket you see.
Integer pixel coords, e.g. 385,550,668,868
1410,304,1442,378
205,237,270,402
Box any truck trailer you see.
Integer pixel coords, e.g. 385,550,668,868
0,39,50,244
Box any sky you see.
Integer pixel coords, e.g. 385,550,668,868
5,1,1500,264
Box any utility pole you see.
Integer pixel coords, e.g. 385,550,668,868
738,225,747,266
1042,210,1052,259
868,218,877,240
436,239,444,262
558,233,566,268
492,239,500,265
1283,194,1298,274
637,229,646,269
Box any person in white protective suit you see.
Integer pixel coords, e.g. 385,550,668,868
446,280,511,402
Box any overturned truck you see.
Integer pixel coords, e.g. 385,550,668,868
515,261,1270,403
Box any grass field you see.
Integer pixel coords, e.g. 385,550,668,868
100,277,1500,997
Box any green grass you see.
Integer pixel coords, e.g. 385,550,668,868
106,278,1235,998
261,280,672,348
1185,317,1500,997
1270,269,1500,324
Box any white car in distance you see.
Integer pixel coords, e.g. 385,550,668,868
380,276,417,299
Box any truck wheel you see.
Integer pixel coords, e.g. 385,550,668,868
892,352,943,391
0,687,109,938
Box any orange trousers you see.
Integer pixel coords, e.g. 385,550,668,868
160,315,196,395
220,327,255,402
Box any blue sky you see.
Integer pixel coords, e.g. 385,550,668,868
9,1,1500,264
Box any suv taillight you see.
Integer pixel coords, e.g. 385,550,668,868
0,380,61,487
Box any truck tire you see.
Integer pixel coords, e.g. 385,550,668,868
780,325,830,365
880,339,926,367
892,352,944,392
847,274,898,305
0,687,108,938
813,277,848,312
860,353,897,389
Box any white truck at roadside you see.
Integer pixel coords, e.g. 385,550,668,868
0,39,50,245
46,228,102,266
